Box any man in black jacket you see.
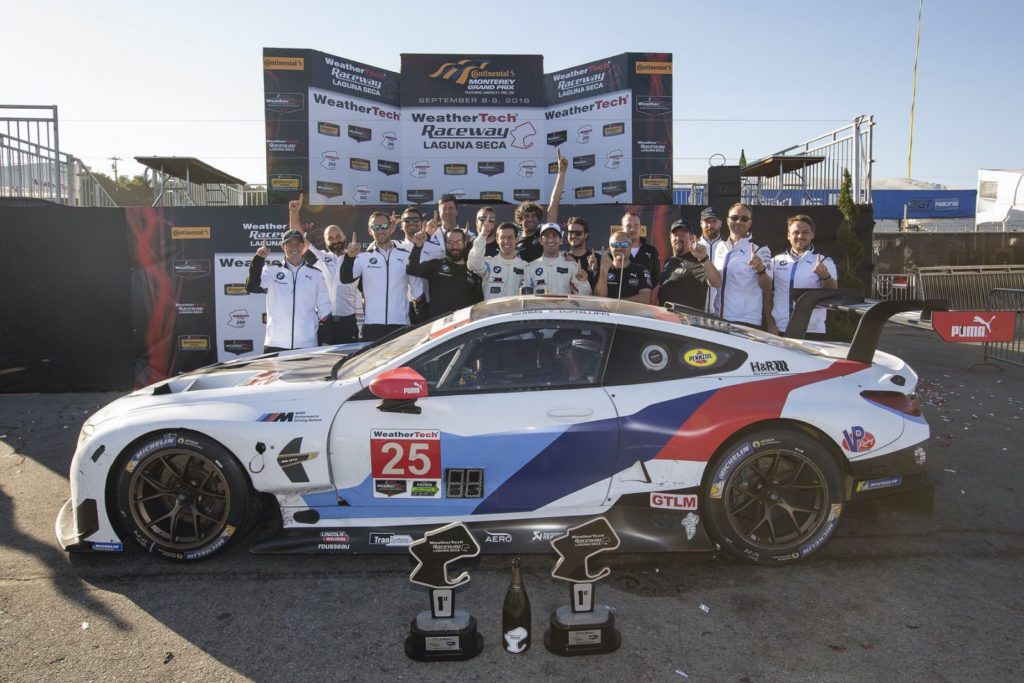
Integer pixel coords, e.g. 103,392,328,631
657,220,722,310
406,228,482,320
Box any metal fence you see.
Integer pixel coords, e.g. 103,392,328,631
915,265,1024,310
872,273,920,300
673,116,874,207
1,104,116,207
983,288,1024,367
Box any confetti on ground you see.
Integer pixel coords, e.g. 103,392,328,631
699,604,710,614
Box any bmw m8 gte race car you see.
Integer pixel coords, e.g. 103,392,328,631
57,295,933,565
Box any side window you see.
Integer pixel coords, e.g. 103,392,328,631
408,321,609,394
603,326,747,385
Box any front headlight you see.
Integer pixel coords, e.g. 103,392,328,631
77,423,95,448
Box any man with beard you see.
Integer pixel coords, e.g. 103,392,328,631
711,202,773,329
246,227,331,353
407,228,482,319
421,193,464,262
768,214,837,338
287,193,360,344
527,222,592,295
467,221,528,300
515,148,568,262
595,230,654,303
621,211,661,282
565,216,599,290
340,212,424,341
698,206,724,312
657,219,722,310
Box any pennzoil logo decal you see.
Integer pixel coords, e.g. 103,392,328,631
683,348,717,367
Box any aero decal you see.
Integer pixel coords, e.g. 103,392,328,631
276,437,319,483
653,361,865,462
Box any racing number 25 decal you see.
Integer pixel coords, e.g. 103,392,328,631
370,429,442,499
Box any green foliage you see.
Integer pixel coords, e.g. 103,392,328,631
827,169,866,341
92,171,153,206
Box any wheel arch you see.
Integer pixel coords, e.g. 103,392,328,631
103,427,257,539
699,417,850,494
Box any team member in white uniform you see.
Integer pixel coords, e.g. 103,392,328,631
697,206,724,313
768,214,837,338
526,223,592,295
287,193,361,344
467,221,528,299
246,229,331,352
711,203,773,329
340,212,424,342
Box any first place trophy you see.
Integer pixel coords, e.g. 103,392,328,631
405,522,484,661
544,516,622,656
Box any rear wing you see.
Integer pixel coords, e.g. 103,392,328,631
787,289,948,363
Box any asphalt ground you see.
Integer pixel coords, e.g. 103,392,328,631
1,325,1022,682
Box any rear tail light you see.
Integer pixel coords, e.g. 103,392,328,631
861,390,922,417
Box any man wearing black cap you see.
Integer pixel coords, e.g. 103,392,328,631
657,219,722,310
698,207,724,312
246,228,331,353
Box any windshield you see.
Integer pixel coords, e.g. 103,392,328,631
335,324,435,381
675,312,830,356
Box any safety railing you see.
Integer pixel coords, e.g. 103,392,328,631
872,273,920,301
1,105,117,207
915,265,1024,310
983,288,1024,367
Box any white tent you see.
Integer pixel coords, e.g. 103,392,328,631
976,169,1024,231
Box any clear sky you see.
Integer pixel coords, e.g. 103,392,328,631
4,0,1021,189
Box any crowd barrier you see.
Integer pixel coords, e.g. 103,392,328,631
984,288,1024,367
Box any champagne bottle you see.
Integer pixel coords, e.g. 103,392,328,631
501,557,531,653
739,148,747,166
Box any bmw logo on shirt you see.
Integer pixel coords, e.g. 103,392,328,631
276,272,286,280
493,265,502,274
441,263,451,273
535,267,544,276
369,257,378,265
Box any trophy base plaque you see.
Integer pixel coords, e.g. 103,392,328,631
543,605,621,656
404,610,483,661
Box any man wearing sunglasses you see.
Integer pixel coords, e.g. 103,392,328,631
657,219,722,310
595,230,654,303
526,222,592,295
474,207,501,257
285,192,361,345
407,228,483,319
340,211,424,341
393,207,429,323
467,221,527,300
711,203,773,329
698,206,724,313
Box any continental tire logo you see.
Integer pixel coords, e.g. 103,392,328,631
264,56,305,71
429,59,491,85
635,61,672,74
171,226,210,239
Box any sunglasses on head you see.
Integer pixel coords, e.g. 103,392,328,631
728,215,750,222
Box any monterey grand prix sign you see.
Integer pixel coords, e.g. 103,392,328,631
263,49,672,206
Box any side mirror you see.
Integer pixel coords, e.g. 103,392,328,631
369,368,428,412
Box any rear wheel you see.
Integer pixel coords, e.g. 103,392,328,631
114,433,253,561
703,429,844,565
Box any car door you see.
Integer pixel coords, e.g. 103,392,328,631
600,324,748,497
329,319,620,520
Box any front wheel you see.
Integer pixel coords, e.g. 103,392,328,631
703,429,844,565
114,433,253,561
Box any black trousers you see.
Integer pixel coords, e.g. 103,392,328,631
362,323,406,342
318,314,359,345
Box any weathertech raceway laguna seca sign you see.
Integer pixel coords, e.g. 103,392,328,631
263,49,673,206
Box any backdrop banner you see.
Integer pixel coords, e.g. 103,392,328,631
264,49,673,207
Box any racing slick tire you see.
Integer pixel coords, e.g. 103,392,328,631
114,432,254,561
703,429,844,565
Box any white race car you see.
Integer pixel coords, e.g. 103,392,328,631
57,295,933,564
